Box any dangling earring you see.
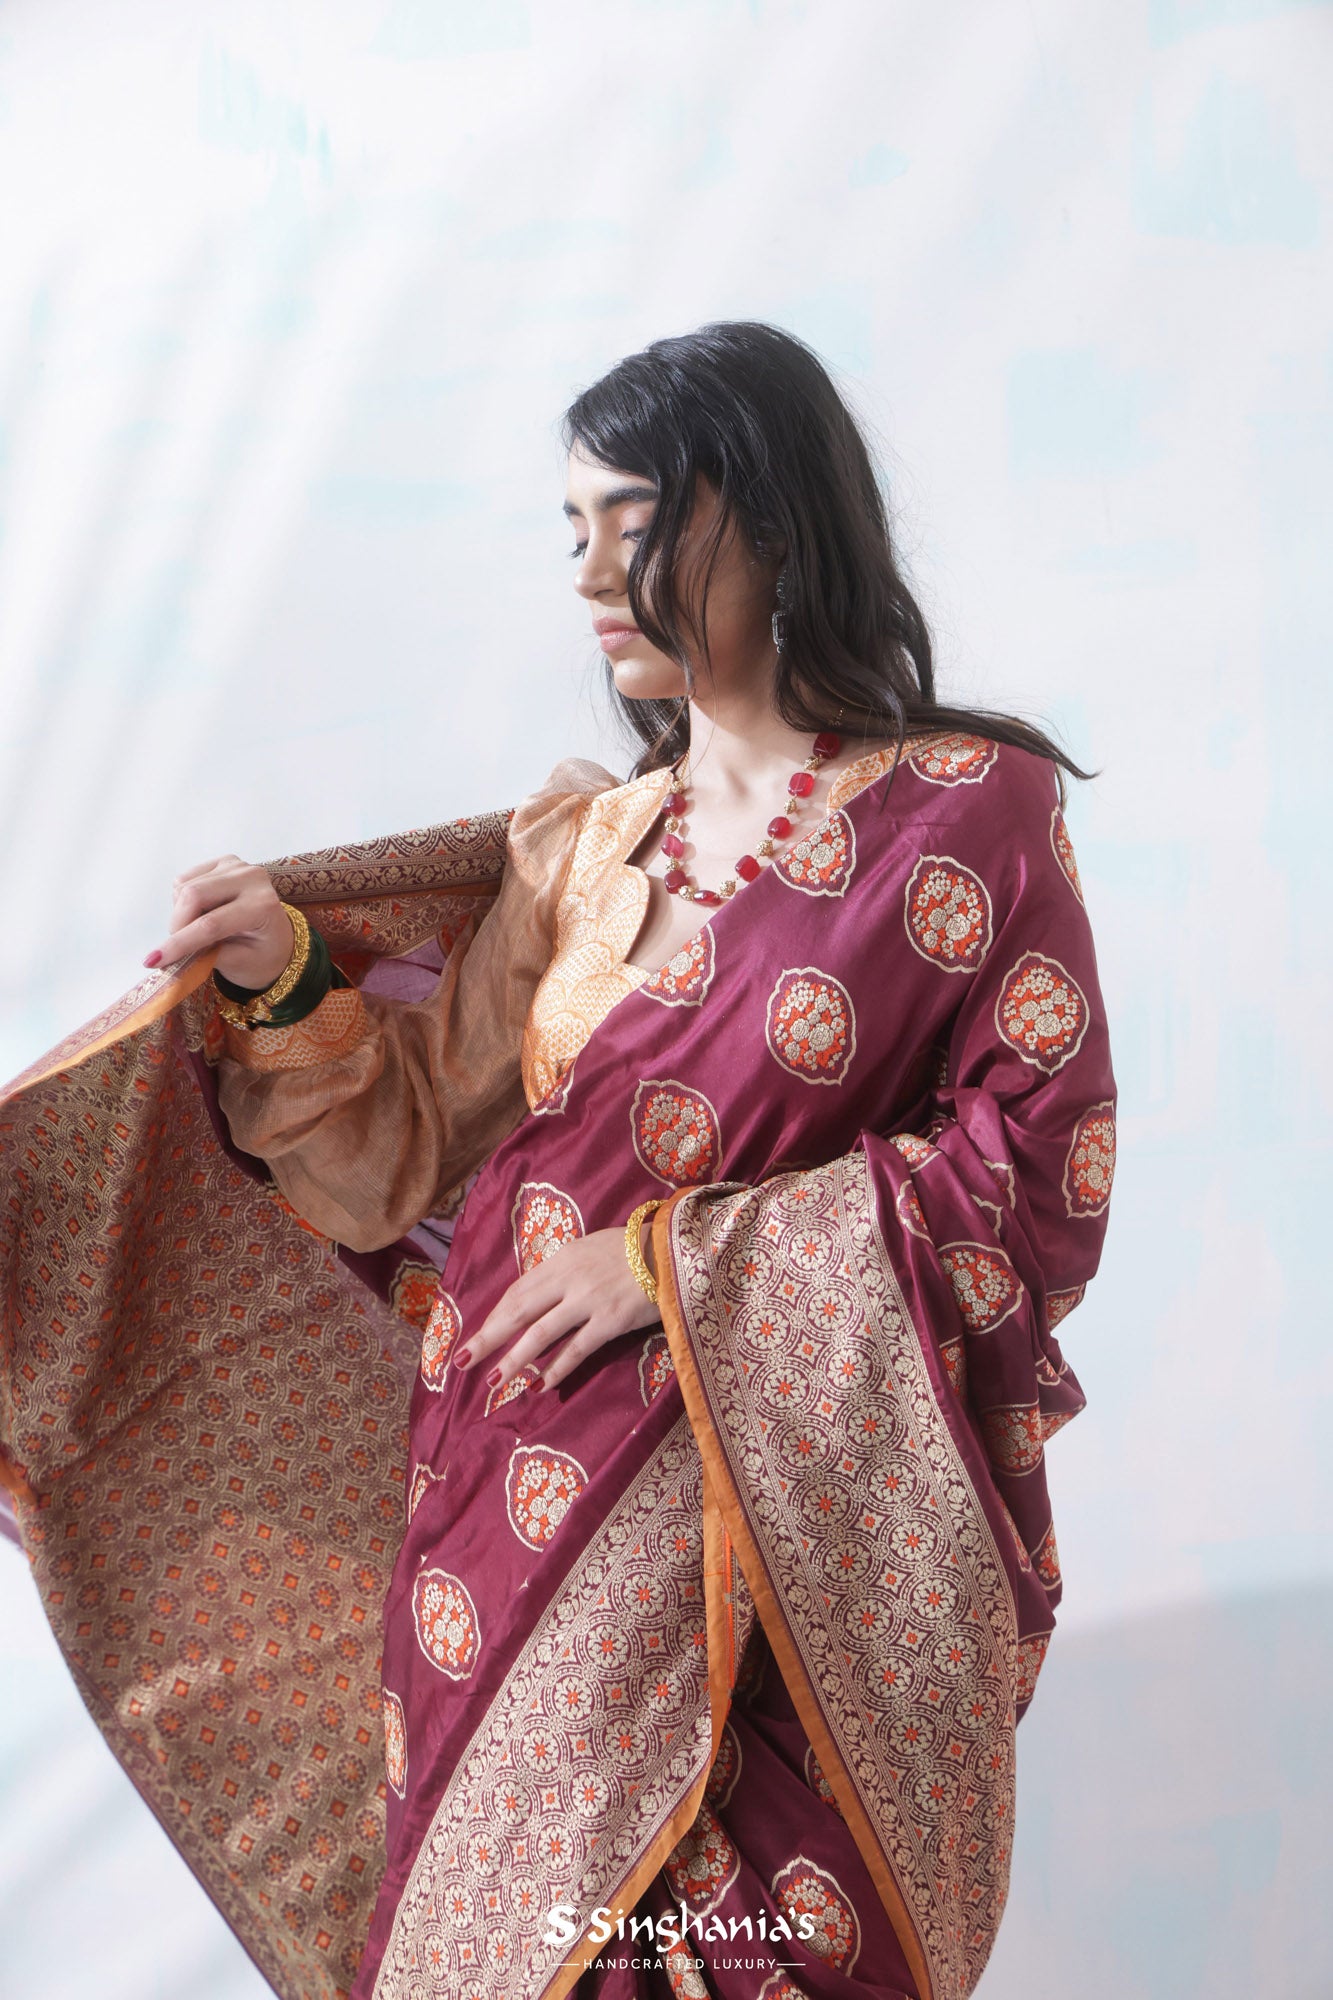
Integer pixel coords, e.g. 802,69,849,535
771,565,790,656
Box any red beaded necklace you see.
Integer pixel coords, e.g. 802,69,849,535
659,730,843,904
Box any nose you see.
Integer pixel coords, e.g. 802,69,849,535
571,523,626,601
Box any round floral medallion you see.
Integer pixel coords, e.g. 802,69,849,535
642,926,715,1008
631,1078,723,1185
995,952,1089,1072
485,1364,541,1416
804,1745,843,1813
907,731,997,786
420,1290,461,1392
1050,808,1084,902
664,1799,739,1912
1046,1283,1085,1329
382,1687,407,1798
939,1242,1024,1333
774,810,856,896
412,1568,480,1679
1063,1102,1115,1218
1033,1520,1061,1589
765,967,857,1085
407,1461,445,1522
980,1403,1045,1474
638,1333,675,1405
903,854,993,971
705,1721,741,1808
771,1856,861,1972
510,1181,585,1273
505,1446,588,1549
389,1259,441,1331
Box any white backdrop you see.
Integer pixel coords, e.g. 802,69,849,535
1,3,1330,1995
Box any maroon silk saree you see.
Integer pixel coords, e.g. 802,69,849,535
0,733,1114,2000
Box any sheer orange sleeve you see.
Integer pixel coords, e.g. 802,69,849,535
214,757,615,1252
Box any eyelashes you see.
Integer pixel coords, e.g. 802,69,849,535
567,529,646,561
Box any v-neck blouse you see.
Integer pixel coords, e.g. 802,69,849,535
518,743,908,1113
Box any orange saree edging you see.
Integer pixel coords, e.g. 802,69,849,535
652,1160,1021,2000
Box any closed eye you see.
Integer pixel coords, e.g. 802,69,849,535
568,528,646,560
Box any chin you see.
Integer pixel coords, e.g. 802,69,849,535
610,653,688,702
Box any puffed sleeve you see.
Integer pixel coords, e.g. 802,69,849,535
214,756,614,1251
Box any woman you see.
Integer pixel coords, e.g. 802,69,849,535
1,323,1113,2000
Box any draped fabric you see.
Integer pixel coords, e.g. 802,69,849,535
0,731,1114,2000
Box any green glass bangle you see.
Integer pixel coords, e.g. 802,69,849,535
213,924,346,1028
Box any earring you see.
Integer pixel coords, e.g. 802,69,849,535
771,566,790,655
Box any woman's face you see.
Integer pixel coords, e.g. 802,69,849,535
563,441,779,705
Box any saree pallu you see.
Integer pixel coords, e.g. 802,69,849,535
0,733,1114,2000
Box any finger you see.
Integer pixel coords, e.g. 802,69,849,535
456,1271,563,1369
538,1323,612,1391
147,909,234,971
484,1299,589,1386
173,857,238,887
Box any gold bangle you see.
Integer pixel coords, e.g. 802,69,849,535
213,904,312,1029
624,1198,663,1305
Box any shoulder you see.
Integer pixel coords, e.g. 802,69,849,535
884,730,1063,837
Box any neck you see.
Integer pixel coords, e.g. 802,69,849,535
679,688,827,802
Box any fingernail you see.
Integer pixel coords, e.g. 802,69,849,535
454,1348,471,1370
143,950,162,969
485,1367,502,1388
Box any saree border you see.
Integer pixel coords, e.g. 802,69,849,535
652,1154,1020,2000
370,1411,753,2000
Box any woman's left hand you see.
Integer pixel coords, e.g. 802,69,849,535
452,1224,661,1393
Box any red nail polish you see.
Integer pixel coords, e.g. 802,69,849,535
454,1348,471,1370
143,950,162,968
485,1367,502,1388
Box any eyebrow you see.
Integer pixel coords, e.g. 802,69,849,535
562,482,659,519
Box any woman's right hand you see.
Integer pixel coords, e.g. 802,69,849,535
144,856,296,989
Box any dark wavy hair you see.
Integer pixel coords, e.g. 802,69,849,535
561,320,1093,802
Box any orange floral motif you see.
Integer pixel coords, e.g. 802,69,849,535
804,1744,843,1815
772,1857,861,1973
638,1333,675,1405
996,952,1089,1073
419,1290,461,1392
765,967,857,1085
664,1940,710,1999
664,1798,739,1913
939,1242,1025,1333
890,1132,937,1169
642,926,716,1008
382,1687,408,1799
1046,1284,1085,1329
389,1259,441,1332
485,1365,540,1416
412,1569,480,1680
774,810,856,897
504,1447,587,1549
1016,1631,1051,1705
903,854,993,971
511,1181,585,1272
631,1078,723,1185
896,1178,929,1240
1033,1520,1061,1590
407,1462,444,1523
1063,1103,1116,1218
907,731,997,786
533,1065,573,1116
705,1720,741,1808
1050,809,1084,902
981,1403,1045,1475
939,1337,968,1401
